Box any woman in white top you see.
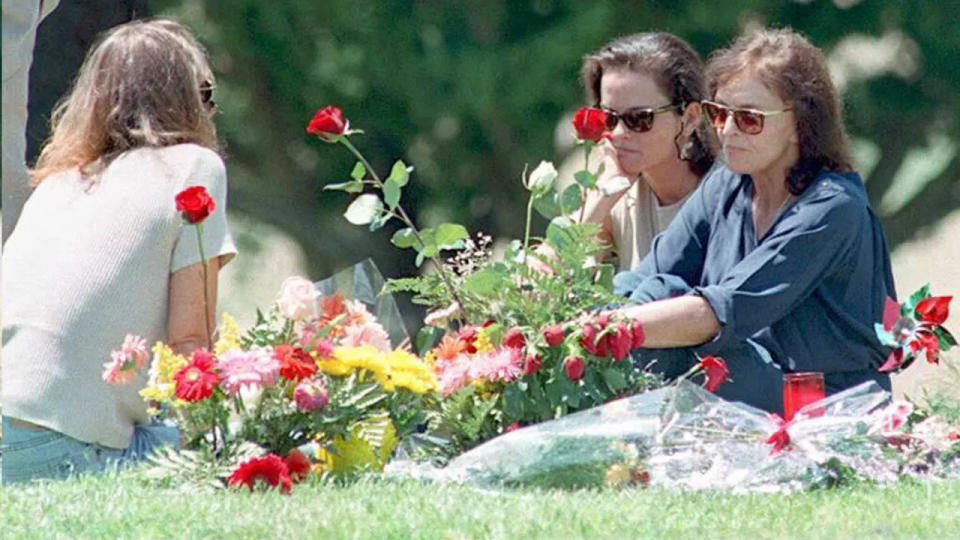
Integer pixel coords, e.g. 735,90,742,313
578,33,716,271
1,19,237,483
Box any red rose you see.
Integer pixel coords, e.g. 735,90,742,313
458,325,478,354
630,320,645,349
580,323,600,356
505,422,522,433
542,324,565,348
284,449,312,483
523,353,543,376
572,107,608,143
915,296,951,325
503,327,526,349
564,355,585,381
698,356,729,392
227,454,293,494
765,416,791,454
173,349,220,402
610,323,632,362
175,186,216,224
306,105,347,140
275,344,317,382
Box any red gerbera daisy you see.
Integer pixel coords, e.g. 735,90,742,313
227,454,293,494
275,344,317,382
173,349,220,402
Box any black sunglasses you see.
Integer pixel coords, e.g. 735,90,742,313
701,100,792,135
599,103,681,133
200,80,216,111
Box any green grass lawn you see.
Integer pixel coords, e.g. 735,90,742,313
3,470,959,539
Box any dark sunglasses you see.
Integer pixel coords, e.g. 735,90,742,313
200,80,216,111
701,100,792,135
599,103,681,133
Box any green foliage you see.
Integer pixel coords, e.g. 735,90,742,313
425,386,501,456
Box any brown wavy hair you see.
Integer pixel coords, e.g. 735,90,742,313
706,28,853,194
31,19,218,185
581,32,716,177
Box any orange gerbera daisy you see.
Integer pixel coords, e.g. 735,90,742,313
433,335,466,363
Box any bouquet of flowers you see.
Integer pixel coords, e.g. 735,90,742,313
105,259,437,492
308,105,675,454
875,285,955,372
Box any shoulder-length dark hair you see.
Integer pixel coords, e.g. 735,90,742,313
581,32,716,177
706,28,853,195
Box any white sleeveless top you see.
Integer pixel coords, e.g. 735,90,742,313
608,179,689,272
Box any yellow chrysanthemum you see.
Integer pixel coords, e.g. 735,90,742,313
213,312,243,355
139,342,187,402
423,351,436,366
474,329,494,353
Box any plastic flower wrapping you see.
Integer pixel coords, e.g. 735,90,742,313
387,379,960,492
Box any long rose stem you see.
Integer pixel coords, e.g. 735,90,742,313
195,224,212,348
339,137,469,320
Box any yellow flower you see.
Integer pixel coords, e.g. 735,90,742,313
474,329,494,353
213,312,243,355
139,342,187,403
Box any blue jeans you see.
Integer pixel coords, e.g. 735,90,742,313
0,416,180,484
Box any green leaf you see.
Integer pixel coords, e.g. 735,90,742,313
391,227,419,249
369,211,392,232
546,216,575,250
462,268,504,295
905,283,931,314
324,180,364,193
935,326,958,349
573,170,597,189
350,161,366,180
386,160,410,187
560,184,583,215
436,223,469,248
502,384,526,421
344,194,383,225
595,263,615,291
602,368,628,393
533,191,561,220
383,180,401,210
415,325,446,356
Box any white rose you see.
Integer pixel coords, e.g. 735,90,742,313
525,160,558,196
276,276,319,321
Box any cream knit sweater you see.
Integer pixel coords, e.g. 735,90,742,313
2,143,236,448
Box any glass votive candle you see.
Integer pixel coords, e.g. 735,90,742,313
783,372,825,421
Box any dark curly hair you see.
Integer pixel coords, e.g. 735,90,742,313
581,32,716,177
706,28,853,195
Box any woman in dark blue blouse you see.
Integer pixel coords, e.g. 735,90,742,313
606,28,896,413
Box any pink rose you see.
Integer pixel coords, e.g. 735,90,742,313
276,276,319,321
294,378,329,412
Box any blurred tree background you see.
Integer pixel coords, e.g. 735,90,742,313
27,0,960,330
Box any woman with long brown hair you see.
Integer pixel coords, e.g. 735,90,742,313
1,19,236,483
575,32,716,271
605,28,895,413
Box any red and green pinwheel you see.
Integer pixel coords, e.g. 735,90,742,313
876,284,955,373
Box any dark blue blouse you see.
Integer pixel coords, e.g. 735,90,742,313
613,165,896,375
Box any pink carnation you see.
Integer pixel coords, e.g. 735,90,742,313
217,347,281,395
469,347,523,383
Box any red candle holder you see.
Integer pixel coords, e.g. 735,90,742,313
783,372,825,421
